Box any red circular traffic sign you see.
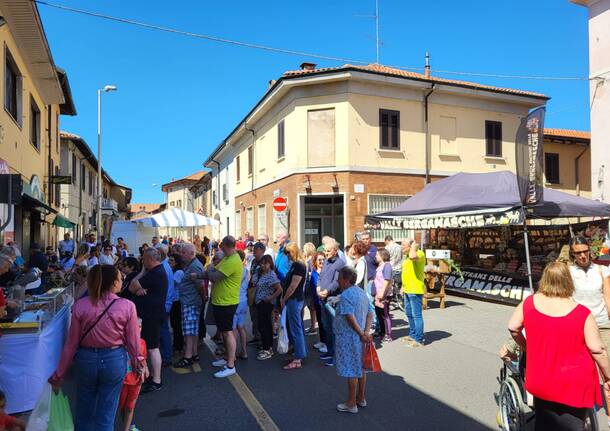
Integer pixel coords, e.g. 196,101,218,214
273,197,287,212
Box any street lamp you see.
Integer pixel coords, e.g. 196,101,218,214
97,85,117,241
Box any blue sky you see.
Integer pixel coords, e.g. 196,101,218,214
39,0,590,203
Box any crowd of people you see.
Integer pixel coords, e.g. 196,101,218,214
26,228,426,430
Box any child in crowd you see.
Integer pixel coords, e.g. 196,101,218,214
0,391,25,431
233,250,250,360
118,321,149,431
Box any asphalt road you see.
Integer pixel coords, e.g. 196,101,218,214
61,296,610,431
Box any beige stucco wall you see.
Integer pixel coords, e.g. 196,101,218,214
543,140,591,197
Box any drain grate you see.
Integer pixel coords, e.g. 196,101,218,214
157,408,185,418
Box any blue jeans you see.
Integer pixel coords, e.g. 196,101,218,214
286,299,307,360
321,302,336,356
404,294,424,344
366,280,378,329
160,312,172,362
74,346,127,431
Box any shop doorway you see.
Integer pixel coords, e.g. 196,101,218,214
300,195,344,248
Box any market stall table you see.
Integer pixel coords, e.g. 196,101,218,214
0,289,72,413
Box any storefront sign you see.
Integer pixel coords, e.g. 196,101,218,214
50,175,72,185
365,208,524,231
444,266,531,305
22,175,46,204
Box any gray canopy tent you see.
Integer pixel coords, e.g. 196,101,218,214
365,171,610,292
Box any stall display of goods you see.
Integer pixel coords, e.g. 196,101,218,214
0,285,74,334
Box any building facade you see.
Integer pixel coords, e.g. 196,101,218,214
161,171,212,240
0,0,76,255
543,128,591,197
571,0,610,202
59,132,132,241
205,63,553,246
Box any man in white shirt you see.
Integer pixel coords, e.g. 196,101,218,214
257,233,275,260
58,233,75,257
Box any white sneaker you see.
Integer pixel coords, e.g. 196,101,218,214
318,345,328,354
212,358,227,367
314,342,325,350
214,366,236,378
336,403,358,414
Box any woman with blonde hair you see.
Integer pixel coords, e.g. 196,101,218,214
508,261,610,430
281,242,308,370
303,242,318,333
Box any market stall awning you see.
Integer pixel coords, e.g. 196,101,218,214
135,208,220,228
365,171,610,229
52,214,76,228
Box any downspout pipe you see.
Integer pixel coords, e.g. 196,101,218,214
574,145,589,196
424,84,435,185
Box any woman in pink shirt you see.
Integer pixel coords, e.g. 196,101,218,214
49,265,142,431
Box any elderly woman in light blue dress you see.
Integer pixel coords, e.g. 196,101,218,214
333,266,374,414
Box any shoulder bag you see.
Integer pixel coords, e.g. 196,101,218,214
79,298,118,346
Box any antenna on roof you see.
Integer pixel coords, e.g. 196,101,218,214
355,0,381,64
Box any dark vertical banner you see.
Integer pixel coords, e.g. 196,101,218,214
515,107,546,206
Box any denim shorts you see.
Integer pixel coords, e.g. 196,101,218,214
232,301,248,329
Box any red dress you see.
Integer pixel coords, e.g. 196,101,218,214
523,295,602,408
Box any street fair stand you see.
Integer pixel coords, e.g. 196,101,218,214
0,285,73,413
365,171,610,305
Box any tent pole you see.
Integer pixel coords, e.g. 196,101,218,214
522,217,534,293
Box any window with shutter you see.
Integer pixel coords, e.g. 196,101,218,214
278,120,285,159
379,109,400,150
248,146,253,176
485,121,502,157
545,153,560,184
236,156,241,182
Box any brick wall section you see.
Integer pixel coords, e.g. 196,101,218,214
235,171,442,246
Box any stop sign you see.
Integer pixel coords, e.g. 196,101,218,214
273,197,287,212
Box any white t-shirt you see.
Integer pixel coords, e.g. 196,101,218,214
239,267,249,304
570,263,610,327
99,254,115,265
87,256,99,267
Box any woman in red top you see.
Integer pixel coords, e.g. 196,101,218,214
508,262,610,430
49,265,142,431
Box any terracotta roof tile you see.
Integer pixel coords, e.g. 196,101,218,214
283,63,548,99
544,128,590,140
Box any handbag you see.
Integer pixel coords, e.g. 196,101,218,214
79,298,118,345
277,308,289,354
362,341,382,373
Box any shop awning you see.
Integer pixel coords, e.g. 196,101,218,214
365,171,610,229
22,194,57,214
52,214,76,228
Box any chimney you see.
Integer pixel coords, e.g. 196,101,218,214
424,51,430,78
268,79,276,89
300,62,317,71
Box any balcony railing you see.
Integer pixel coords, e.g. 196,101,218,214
101,197,118,211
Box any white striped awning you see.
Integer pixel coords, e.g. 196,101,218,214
136,208,219,228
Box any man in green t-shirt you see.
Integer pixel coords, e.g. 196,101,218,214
401,239,426,347
203,235,244,378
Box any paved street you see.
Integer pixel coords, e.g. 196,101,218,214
60,294,517,430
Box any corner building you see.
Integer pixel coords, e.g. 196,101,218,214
205,63,549,247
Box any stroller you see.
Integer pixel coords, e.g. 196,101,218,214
495,352,599,431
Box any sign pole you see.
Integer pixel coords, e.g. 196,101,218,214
521,211,534,293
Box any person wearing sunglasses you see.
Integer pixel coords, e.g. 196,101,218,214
100,244,118,265
569,235,610,427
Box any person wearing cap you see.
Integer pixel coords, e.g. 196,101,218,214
28,243,48,273
248,242,266,344
257,233,275,260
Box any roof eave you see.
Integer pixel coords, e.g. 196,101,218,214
0,0,64,104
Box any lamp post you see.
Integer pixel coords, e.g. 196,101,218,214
97,85,117,240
